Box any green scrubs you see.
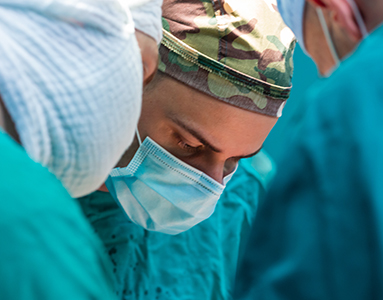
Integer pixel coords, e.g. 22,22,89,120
235,24,383,300
78,151,275,300
0,131,116,300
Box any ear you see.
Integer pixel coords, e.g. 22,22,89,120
315,0,362,41
329,0,362,41
306,0,328,8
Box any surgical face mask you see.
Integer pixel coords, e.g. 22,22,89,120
105,130,237,235
316,0,368,76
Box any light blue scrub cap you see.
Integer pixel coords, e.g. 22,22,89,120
0,0,143,197
277,0,307,52
131,0,163,44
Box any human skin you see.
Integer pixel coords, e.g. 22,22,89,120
135,29,158,86
99,72,277,192
303,2,340,74
303,0,363,75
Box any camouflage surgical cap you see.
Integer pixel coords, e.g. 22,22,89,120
159,0,296,117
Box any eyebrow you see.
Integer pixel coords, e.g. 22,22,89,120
169,114,263,159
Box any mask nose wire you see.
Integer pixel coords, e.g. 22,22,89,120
316,8,341,68
135,128,142,146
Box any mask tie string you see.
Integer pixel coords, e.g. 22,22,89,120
347,0,368,38
136,128,142,146
316,8,341,69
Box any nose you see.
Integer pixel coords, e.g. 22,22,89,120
183,155,235,185
223,160,237,177
193,156,241,185
200,162,225,185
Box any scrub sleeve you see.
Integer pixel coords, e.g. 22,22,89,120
234,24,383,300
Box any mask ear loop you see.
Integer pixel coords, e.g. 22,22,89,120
316,8,341,69
136,128,142,146
346,0,368,38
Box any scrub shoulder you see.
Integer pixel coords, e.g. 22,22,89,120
0,131,117,300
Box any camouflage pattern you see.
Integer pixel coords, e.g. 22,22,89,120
159,0,296,117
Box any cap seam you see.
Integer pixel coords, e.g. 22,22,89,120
161,29,291,100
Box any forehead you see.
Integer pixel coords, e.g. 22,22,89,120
159,0,295,119
143,75,277,153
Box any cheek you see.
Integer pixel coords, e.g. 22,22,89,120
138,117,179,155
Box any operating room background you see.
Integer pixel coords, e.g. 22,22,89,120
263,44,319,163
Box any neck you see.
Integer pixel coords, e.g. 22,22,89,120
0,96,21,144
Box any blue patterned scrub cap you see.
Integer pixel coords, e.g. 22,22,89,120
277,0,307,52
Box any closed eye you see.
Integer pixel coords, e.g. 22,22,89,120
177,140,203,154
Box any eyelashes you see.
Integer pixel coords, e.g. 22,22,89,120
172,131,204,155
177,140,202,154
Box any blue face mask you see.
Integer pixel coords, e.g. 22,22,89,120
105,132,237,235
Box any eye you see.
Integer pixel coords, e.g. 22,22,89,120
177,140,201,154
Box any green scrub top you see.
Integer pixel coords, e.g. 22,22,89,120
78,150,276,300
0,131,117,300
235,23,383,300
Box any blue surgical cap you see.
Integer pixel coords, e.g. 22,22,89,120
277,0,307,53
131,0,163,44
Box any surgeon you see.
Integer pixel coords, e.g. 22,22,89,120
234,0,383,299
0,0,162,298
78,0,296,299
97,0,296,235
